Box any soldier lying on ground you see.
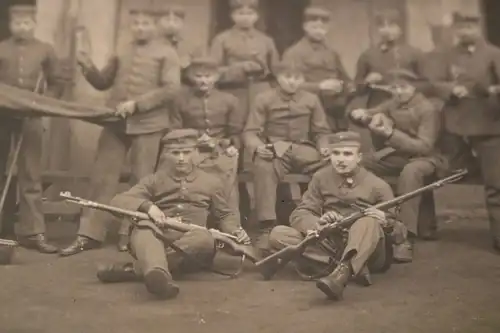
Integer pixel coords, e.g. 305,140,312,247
168,56,243,219
243,60,331,256
349,69,446,262
95,129,250,300
266,131,409,301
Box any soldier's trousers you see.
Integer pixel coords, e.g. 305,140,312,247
129,220,216,277
268,217,387,276
441,133,500,242
0,117,45,236
78,127,163,242
363,154,437,236
252,144,324,222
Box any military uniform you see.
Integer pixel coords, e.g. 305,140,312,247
60,7,181,255
168,57,245,213
355,70,444,240
268,132,404,299
282,7,354,131
210,0,280,127
427,13,500,249
243,63,331,224
99,129,244,299
0,5,68,252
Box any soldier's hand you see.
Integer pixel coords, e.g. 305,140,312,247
368,114,394,138
255,145,274,160
115,100,137,118
233,228,251,245
350,108,370,122
452,85,469,98
319,210,343,225
319,79,343,93
488,85,500,95
242,61,263,74
365,207,386,221
365,72,384,85
76,50,93,68
226,146,239,157
147,205,167,225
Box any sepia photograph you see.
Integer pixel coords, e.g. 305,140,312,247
0,0,499,332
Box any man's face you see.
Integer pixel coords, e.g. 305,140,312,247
276,72,304,94
158,13,184,36
130,13,157,42
303,20,328,42
330,146,362,175
392,82,416,102
9,16,36,39
164,147,197,173
192,70,220,93
378,21,402,42
231,7,259,29
454,23,481,44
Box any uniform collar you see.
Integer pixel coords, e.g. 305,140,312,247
455,39,484,54
303,36,327,50
231,26,257,37
165,34,183,48
164,165,199,182
379,40,400,52
331,166,367,189
10,36,35,46
276,87,300,102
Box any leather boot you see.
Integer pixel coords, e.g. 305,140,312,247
19,234,58,254
97,262,141,283
59,236,101,257
353,266,372,286
316,262,351,300
143,268,180,300
254,220,276,258
393,239,414,263
117,235,129,252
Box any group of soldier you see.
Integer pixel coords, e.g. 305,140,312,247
1,0,500,302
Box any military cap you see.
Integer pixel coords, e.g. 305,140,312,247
157,4,186,19
161,129,200,149
230,0,258,10
375,9,401,25
452,12,481,25
129,4,157,16
274,61,303,76
304,7,331,22
9,4,37,17
327,131,362,149
386,68,419,84
188,56,219,73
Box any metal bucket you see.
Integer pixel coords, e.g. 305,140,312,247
0,239,18,265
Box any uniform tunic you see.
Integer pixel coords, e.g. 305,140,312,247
243,88,331,222
0,37,64,236
269,166,394,275
282,37,354,130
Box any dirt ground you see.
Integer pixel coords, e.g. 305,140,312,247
0,185,499,333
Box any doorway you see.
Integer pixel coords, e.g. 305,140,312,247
211,0,310,55
482,0,500,47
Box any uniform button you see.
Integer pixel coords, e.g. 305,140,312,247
177,204,183,210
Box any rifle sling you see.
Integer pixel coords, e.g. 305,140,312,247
134,224,241,278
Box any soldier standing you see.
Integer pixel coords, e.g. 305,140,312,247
243,61,331,255
168,56,244,216
0,4,69,253
267,132,406,301
350,69,445,261
282,6,354,132
60,6,181,256
428,13,500,254
96,129,250,300
210,0,279,127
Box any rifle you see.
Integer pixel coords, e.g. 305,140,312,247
255,169,468,280
60,192,259,278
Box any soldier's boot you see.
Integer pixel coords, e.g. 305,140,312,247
117,235,129,252
353,266,372,286
59,235,101,257
19,234,58,254
254,220,276,258
97,262,142,283
316,262,351,301
143,268,180,300
393,239,414,263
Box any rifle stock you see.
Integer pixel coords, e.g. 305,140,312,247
59,192,259,263
255,169,468,278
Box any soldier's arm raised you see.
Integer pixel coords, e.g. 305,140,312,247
79,55,119,91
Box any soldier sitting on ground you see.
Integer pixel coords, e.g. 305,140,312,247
350,69,446,262
95,129,250,300
243,61,332,256
266,131,409,301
